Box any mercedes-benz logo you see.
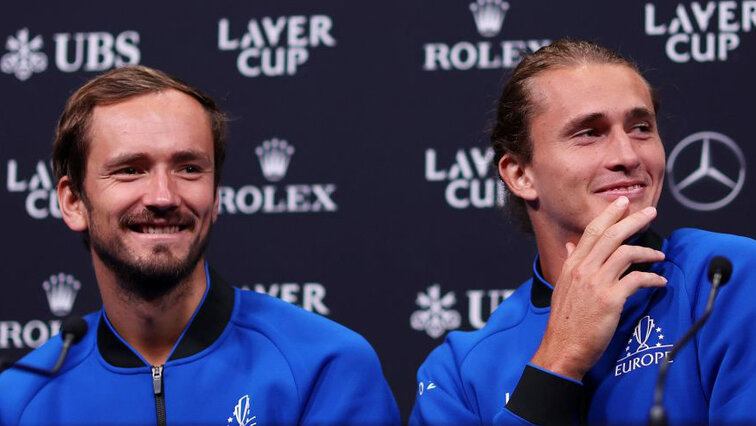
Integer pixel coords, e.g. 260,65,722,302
667,131,746,211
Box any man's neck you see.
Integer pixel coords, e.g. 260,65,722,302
531,222,578,287
93,259,208,366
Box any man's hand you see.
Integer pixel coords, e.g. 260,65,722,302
530,196,667,381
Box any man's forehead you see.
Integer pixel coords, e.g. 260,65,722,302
90,90,208,127
87,90,213,162
526,63,655,119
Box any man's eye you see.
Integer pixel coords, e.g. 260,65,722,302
116,167,139,175
576,129,599,138
183,165,201,173
633,124,652,132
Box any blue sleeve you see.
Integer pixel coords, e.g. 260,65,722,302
693,236,756,423
411,344,582,425
409,343,483,425
299,337,400,425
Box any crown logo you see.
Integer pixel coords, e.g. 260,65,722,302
469,0,510,38
255,138,295,182
42,273,81,317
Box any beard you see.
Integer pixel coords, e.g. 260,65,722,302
89,208,211,302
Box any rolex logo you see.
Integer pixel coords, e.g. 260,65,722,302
42,273,81,317
469,0,510,38
255,138,295,182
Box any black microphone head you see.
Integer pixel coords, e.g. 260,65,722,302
707,256,733,285
61,317,88,344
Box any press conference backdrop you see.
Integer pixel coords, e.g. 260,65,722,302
1,0,754,418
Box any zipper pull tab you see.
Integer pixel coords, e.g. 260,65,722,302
152,365,164,395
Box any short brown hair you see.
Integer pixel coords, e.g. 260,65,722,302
53,65,227,197
491,39,659,233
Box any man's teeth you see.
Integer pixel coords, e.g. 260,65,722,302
140,226,180,234
605,184,642,192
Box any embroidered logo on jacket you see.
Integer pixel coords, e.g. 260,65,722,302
227,395,257,426
615,315,673,377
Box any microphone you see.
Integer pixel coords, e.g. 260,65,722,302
649,256,733,426
0,316,88,376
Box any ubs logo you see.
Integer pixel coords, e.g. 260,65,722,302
667,131,746,211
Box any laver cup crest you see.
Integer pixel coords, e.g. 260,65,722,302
42,273,81,317
228,395,256,426
469,0,510,38
1,28,47,81
410,284,462,338
633,315,654,352
255,138,295,182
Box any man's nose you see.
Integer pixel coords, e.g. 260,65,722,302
143,170,180,210
606,129,642,171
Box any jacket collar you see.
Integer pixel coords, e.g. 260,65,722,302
97,266,235,367
531,229,664,308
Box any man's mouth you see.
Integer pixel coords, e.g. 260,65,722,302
594,179,648,195
597,184,644,194
129,224,188,234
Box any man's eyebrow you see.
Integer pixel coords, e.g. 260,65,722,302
103,153,149,169
102,150,212,169
626,107,656,122
172,150,212,164
560,112,605,137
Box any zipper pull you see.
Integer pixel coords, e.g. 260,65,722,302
152,365,164,395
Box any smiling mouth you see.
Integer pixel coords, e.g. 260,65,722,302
129,225,188,234
598,184,645,194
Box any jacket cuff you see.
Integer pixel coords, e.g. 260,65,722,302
505,364,583,425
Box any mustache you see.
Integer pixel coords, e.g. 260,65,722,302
119,209,196,228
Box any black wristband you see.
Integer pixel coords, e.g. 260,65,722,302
505,365,583,425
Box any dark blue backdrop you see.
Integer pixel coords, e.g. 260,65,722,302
2,0,754,418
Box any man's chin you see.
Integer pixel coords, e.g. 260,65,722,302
92,242,204,302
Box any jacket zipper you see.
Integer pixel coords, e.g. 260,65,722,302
152,365,166,426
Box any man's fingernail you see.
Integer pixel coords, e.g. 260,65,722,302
616,196,629,207
643,207,656,216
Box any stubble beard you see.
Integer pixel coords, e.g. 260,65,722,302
89,211,211,303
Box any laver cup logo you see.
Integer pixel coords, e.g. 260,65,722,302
219,138,338,215
218,15,336,77
644,2,756,63
615,315,673,377
6,159,60,220
423,0,550,71
425,146,506,209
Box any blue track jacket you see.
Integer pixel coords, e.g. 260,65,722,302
410,229,756,425
0,267,400,425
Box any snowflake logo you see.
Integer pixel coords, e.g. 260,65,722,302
410,284,461,338
1,28,48,81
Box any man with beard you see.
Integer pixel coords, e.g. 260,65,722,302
410,39,756,425
0,66,399,425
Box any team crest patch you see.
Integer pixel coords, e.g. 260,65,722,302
227,395,257,426
615,315,673,377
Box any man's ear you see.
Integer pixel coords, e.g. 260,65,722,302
58,176,89,232
498,153,538,201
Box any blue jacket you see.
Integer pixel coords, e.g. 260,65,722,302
410,229,756,425
0,267,400,425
